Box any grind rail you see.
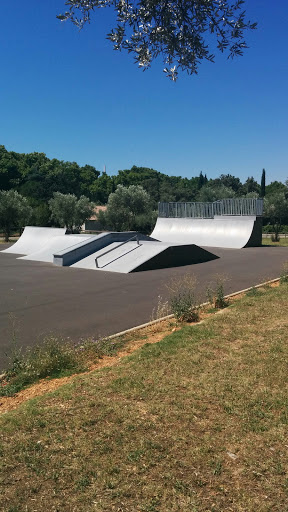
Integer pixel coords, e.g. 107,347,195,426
95,234,141,269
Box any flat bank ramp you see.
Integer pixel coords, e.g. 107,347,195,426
71,241,217,273
19,235,93,263
1,227,66,255
151,216,262,249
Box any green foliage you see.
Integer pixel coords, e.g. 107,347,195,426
209,174,242,193
170,292,199,323
261,168,266,198
262,224,288,234
206,275,229,309
0,334,130,397
49,192,94,232
2,145,288,231
242,176,261,195
266,181,288,196
1,338,82,396
133,210,158,234
197,184,236,202
58,0,257,81
264,192,288,239
166,274,199,322
102,185,152,231
0,189,33,241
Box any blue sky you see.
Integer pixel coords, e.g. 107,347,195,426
0,0,287,184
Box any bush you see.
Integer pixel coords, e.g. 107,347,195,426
206,274,229,309
170,292,199,322
166,274,199,323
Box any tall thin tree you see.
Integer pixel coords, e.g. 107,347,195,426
261,169,266,197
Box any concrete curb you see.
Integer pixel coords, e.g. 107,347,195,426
107,277,281,340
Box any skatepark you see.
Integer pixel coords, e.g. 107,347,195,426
1,198,287,370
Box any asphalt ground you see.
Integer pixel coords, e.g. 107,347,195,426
0,243,288,371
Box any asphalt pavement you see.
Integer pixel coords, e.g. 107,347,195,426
0,243,288,370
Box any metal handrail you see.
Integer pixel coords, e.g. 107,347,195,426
158,198,264,218
95,234,140,268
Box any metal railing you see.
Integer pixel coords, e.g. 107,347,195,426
95,234,141,269
158,198,263,218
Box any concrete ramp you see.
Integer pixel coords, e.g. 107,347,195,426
151,216,262,249
19,234,93,263
1,226,66,255
71,241,218,273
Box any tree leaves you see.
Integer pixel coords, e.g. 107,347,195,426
58,0,257,80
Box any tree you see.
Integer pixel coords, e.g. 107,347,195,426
209,174,242,194
0,190,33,241
49,192,94,232
266,181,288,197
264,193,288,241
58,0,256,80
197,184,235,202
198,171,205,190
100,184,152,231
242,176,260,195
261,168,266,197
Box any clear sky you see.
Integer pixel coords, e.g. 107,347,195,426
0,1,287,184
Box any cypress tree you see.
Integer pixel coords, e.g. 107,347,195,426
261,168,266,197
198,171,205,189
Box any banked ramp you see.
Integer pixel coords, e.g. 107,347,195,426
71,241,218,273
19,234,93,263
1,226,66,255
151,216,262,249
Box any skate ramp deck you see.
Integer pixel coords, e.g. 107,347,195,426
1,227,66,255
151,216,262,249
53,232,154,267
71,241,218,273
19,234,93,263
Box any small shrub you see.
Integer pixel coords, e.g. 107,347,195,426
207,274,229,309
170,291,200,322
166,273,199,323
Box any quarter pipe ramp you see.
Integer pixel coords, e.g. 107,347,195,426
151,216,262,249
19,234,93,263
1,227,66,255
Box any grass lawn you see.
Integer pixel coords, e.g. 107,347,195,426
262,236,288,247
1,284,288,512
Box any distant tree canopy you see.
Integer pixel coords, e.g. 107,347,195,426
264,192,288,239
0,190,32,241
1,145,288,230
49,192,95,232
58,0,256,81
99,184,153,232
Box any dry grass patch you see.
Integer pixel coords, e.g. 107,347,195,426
1,285,288,511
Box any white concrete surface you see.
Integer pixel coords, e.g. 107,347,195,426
1,226,66,255
151,216,257,249
19,234,93,263
71,241,167,273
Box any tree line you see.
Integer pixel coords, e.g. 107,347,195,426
1,145,288,238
